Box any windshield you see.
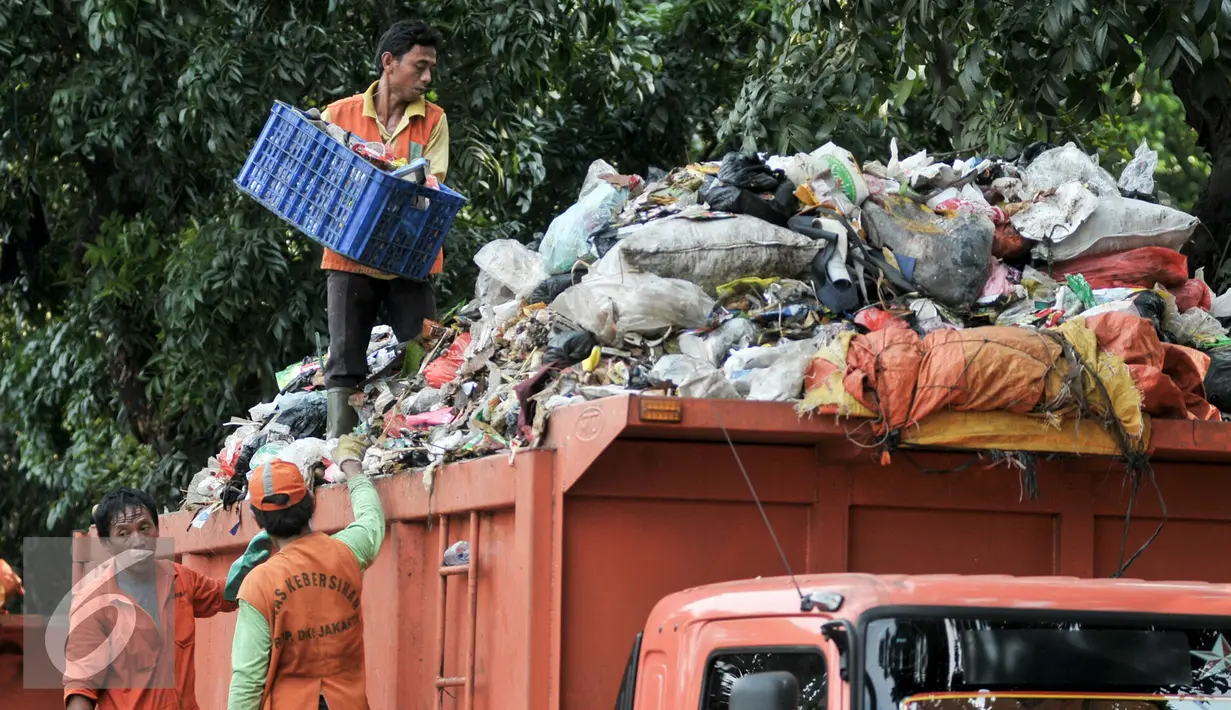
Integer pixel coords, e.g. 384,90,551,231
863,615,1231,710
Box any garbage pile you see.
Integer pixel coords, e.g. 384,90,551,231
184,137,1231,513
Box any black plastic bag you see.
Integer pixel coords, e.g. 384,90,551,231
544,331,597,365
717,152,782,193
1205,350,1231,414
699,176,797,226
1020,142,1060,165
528,273,579,305
235,431,268,476
1131,290,1172,343
270,391,327,439
590,224,621,258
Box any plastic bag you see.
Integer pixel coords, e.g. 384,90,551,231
544,331,598,365
927,183,1006,223
401,387,444,415
1214,289,1231,319
1173,278,1213,313
269,391,327,439
473,240,548,302
722,337,825,399
1023,143,1120,198
1169,308,1228,348
596,214,821,294
443,540,470,567
650,354,741,399
1118,140,1158,195
276,438,329,481
540,172,629,274
1011,183,1099,244
249,442,288,472
475,270,516,309
717,152,781,192
1204,350,1231,414
812,143,870,204
744,343,822,401
527,273,578,306
700,177,797,225
579,159,619,199
1051,246,1187,290
677,318,760,367
424,333,473,388
862,195,995,307
550,272,715,346
1031,196,1199,261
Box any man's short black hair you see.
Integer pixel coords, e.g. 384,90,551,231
251,494,316,538
94,488,159,538
375,20,441,75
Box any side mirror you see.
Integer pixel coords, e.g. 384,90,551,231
730,670,799,710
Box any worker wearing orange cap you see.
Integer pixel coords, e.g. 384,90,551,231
227,434,382,710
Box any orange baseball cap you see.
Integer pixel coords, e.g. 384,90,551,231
249,460,308,511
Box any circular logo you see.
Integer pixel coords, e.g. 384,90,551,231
576,406,604,441
46,548,153,680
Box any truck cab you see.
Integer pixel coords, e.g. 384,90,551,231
622,574,1231,710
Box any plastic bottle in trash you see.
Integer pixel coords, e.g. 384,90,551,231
443,540,470,567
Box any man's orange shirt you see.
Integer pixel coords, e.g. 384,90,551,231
63,559,236,710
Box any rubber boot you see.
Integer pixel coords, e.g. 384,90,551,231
327,387,360,440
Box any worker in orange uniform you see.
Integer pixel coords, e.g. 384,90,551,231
319,19,450,439
64,488,238,710
0,557,22,611
226,435,382,710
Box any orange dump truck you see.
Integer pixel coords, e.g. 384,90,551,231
8,395,1231,709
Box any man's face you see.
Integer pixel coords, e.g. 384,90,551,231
383,44,437,103
103,506,159,573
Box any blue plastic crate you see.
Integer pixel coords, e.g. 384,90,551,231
235,101,467,279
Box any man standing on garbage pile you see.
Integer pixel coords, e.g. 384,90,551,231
319,19,450,439
227,434,383,710
64,488,238,710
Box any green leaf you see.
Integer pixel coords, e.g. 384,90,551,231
1148,34,1176,71
1093,21,1109,56
1177,35,1202,63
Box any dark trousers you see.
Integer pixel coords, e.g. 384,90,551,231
325,271,436,390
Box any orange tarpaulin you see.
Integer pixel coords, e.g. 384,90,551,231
908,326,1062,425
1082,312,1218,422
799,312,1215,452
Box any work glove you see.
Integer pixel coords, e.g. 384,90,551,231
224,530,273,602
333,434,370,468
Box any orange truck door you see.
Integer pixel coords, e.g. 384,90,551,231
641,616,840,710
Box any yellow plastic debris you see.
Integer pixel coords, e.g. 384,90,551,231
581,346,602,373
